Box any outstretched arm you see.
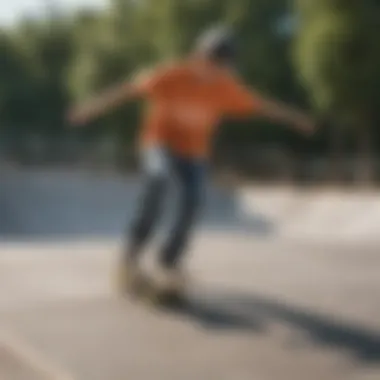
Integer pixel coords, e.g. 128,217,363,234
256,95,314,135
224,76,315,135
67,81,141,127
67,67,162,127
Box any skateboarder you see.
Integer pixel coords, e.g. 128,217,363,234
68,25,314,302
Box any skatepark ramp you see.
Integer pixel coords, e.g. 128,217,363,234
0,169,273,238
240,187,380,241
1,169,380,241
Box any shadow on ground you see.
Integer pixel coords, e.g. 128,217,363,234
163,287,380,364
0,171,274,239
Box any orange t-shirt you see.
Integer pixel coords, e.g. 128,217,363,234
134,60,263,158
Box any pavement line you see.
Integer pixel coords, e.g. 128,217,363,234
0,327,77,380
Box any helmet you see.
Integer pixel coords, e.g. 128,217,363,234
195,25,236,66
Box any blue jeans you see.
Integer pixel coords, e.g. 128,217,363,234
128,148,206,268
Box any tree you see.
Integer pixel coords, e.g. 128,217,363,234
294,0,380,183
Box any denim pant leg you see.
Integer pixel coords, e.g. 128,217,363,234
160,156,205,268
126,147,170,260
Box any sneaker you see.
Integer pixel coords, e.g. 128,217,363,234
114,260,148,297
150,267,188,304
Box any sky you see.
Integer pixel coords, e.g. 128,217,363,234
0,0,107,26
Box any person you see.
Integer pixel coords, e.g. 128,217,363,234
68,25,314,301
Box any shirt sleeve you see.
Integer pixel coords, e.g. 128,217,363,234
221,75,263,118
131,64,177,98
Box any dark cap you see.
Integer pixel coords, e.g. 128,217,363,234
195,25,236,66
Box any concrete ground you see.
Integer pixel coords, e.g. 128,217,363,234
0,236,379,380
1,170,379,379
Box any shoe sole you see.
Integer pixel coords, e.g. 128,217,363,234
137,276,187,309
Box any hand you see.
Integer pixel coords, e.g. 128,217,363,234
293,115,315,136
66,105,93,127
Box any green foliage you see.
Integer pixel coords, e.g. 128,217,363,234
294,0,380,123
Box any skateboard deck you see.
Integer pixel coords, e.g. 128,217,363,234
135,276,188,309
114,266,189,309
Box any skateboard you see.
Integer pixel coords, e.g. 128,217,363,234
115,262,189,310
136,275,188,309
116,270,187,309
